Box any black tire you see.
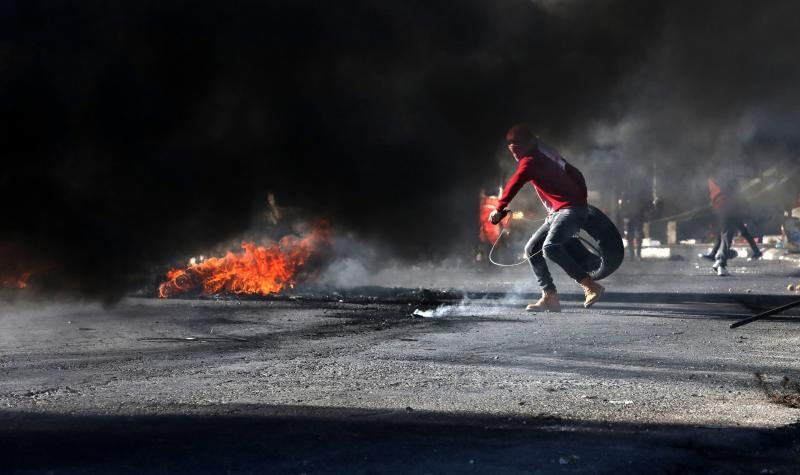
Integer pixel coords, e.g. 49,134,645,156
564,205,624,281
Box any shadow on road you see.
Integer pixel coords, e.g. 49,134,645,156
2,406,798,474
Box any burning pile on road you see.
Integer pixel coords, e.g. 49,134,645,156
479,195,507,243
1,271,31,289
0,242,36,289
158,223,330,298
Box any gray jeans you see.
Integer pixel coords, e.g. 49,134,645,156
524,206,590,291
713,211,759,267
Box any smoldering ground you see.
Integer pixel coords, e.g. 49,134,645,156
2,1,800,299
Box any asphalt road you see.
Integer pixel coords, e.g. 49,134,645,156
1,256,799,473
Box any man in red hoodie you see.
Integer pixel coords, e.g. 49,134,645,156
489,124,605,311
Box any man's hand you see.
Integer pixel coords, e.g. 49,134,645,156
488,209,508,225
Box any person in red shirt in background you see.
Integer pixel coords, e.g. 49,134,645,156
488,124,605,311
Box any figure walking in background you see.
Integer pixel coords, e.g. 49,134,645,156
619,168,652,261
488,124,605,312
704,176,762,276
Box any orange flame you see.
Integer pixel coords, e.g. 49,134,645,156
0,242,36,289
479,195,509,243
1,271,32,289
159,225,329,298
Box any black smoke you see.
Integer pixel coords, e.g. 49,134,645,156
567,1,800,235
2,1,799,298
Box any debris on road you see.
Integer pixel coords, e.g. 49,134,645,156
138,336,248,343
559,455,581,465
730,297,800,328
755,373,800,409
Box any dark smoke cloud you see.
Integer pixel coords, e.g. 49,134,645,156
3,1,798,298
570,1,800,218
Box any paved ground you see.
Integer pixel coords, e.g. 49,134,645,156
1,255,800,473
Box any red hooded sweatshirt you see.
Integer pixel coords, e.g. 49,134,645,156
496,141,588,213
708,177,726,211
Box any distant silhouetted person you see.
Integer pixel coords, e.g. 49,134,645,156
705,176,762,276
619,169,651,260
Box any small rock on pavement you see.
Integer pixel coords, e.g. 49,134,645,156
559,455,580,465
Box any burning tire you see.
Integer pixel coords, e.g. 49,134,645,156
564,205,624,281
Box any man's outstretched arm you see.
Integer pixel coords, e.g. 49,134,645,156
496,158,533,211
490,158,533,224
